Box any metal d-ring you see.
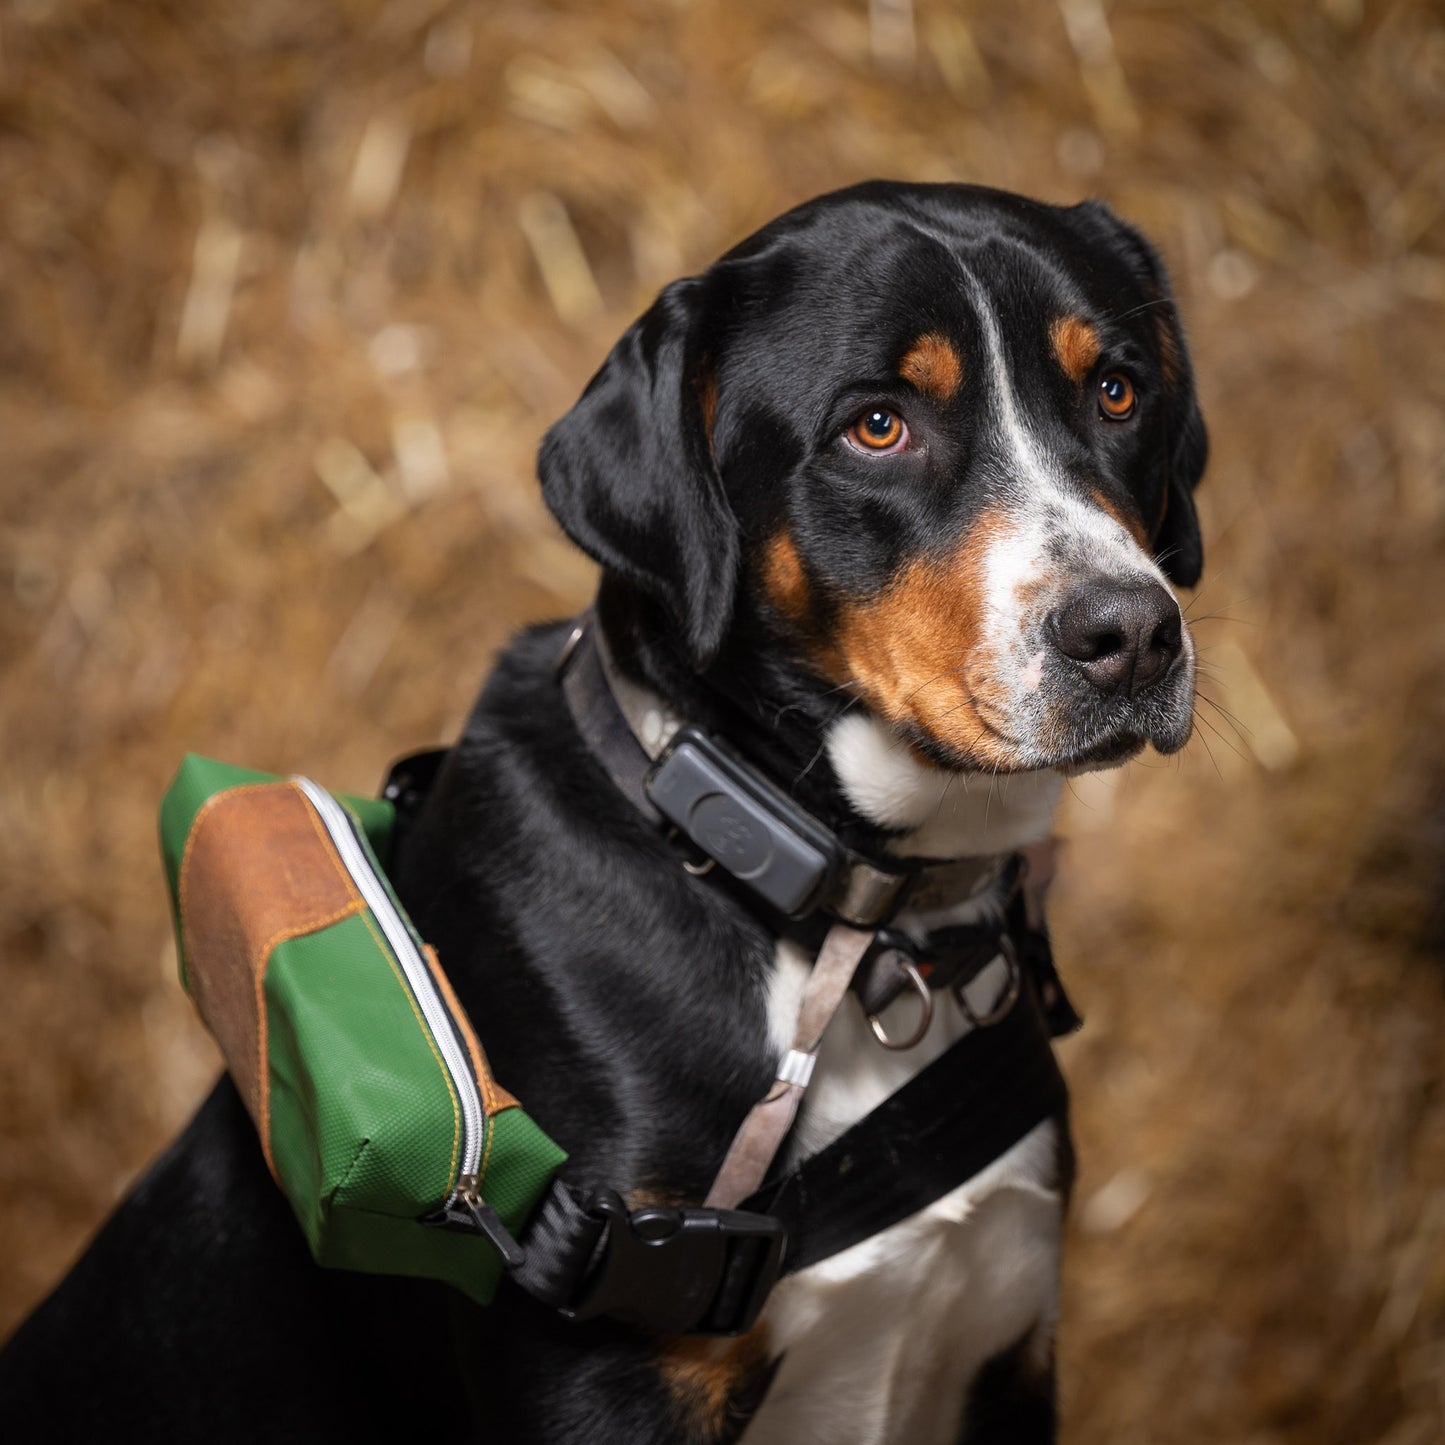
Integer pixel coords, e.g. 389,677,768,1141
665,826,717,877
954,935,1022,1028
867,958,934,1051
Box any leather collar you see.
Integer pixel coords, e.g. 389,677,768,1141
556,615,1007,931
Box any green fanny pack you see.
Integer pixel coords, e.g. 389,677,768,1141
159,755,567,1307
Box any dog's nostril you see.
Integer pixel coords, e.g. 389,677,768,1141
1081,630,1125,662
1051,582,1183,697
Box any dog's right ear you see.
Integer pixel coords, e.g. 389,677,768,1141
539,278,739,672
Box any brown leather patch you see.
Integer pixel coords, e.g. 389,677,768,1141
179,782,364,1168
899,332,963,401
822,510,1018,767
1049,315,1101,384
420,943,517,1117
661,1326,772,1441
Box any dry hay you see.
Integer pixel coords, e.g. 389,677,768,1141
1,1,1443,1439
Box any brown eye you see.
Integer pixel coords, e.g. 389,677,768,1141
848,408,907,452
1098,372,1136,420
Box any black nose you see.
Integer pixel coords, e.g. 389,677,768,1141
1049,581,1184,697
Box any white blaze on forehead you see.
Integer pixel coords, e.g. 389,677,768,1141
965,271,1056,492
954,251,1175,593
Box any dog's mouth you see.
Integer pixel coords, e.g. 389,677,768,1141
890,653,1197,777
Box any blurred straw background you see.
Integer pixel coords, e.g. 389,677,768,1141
1,0,1442,1438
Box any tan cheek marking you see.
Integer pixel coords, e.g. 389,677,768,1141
760,529,811,623
822,510,1018,767
899,332,963,402
1090,487,1149,548
660,1327,772,1441
1049,316,1101,384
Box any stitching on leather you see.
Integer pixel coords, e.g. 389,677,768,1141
251,897,366,1176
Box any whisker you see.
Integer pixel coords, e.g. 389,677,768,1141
1108,297,1174,323
1192,706,1249,765
1195,690,1253,742
1188,718,1225,781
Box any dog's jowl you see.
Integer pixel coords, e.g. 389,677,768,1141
0,183,1205,1445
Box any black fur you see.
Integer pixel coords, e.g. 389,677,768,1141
0,182,1205,1443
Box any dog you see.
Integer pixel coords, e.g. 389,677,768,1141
0,180,1205,1444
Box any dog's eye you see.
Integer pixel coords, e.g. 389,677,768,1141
847,408,908,453
1098,373,1137,421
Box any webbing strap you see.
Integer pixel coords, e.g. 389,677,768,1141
508,1182,607,1310
504,969,1068,1321
746,973,1069,1275
704,921,876,1210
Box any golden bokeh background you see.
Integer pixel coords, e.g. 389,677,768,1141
2,1,1443,1439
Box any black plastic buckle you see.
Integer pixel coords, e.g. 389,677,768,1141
565,1190,786,1336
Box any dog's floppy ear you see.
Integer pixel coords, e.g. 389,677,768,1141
1155,340,1208,588
539,278,739,670
1070,201,1208,587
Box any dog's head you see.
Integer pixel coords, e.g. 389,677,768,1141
541,182,1206,777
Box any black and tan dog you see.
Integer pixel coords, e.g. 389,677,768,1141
0,181,1205,1443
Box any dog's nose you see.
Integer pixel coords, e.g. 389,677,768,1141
1049,581,1184,697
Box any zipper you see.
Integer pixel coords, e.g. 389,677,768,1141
293,777,484,1214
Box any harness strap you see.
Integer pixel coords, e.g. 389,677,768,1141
500,965,1066,1325
747,971,1069,1274
507,1181,607,1309
704,921,877,1210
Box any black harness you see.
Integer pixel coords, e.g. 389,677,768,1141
384,620,1079,1336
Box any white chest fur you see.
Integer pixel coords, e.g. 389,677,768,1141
739,716,1066,1444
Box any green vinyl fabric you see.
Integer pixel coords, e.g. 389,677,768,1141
159,754,567,1305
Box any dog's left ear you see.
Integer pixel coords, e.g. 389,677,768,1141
1069,201,1208,587
539,278,739,670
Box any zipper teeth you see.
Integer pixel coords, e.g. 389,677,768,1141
294,778,482,1196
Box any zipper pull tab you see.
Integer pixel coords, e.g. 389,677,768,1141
454,1175,526,1270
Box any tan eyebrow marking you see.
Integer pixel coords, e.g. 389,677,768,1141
899,333,964,402
1049,316,1101,384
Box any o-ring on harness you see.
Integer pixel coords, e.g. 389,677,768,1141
162,613,1078,1338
